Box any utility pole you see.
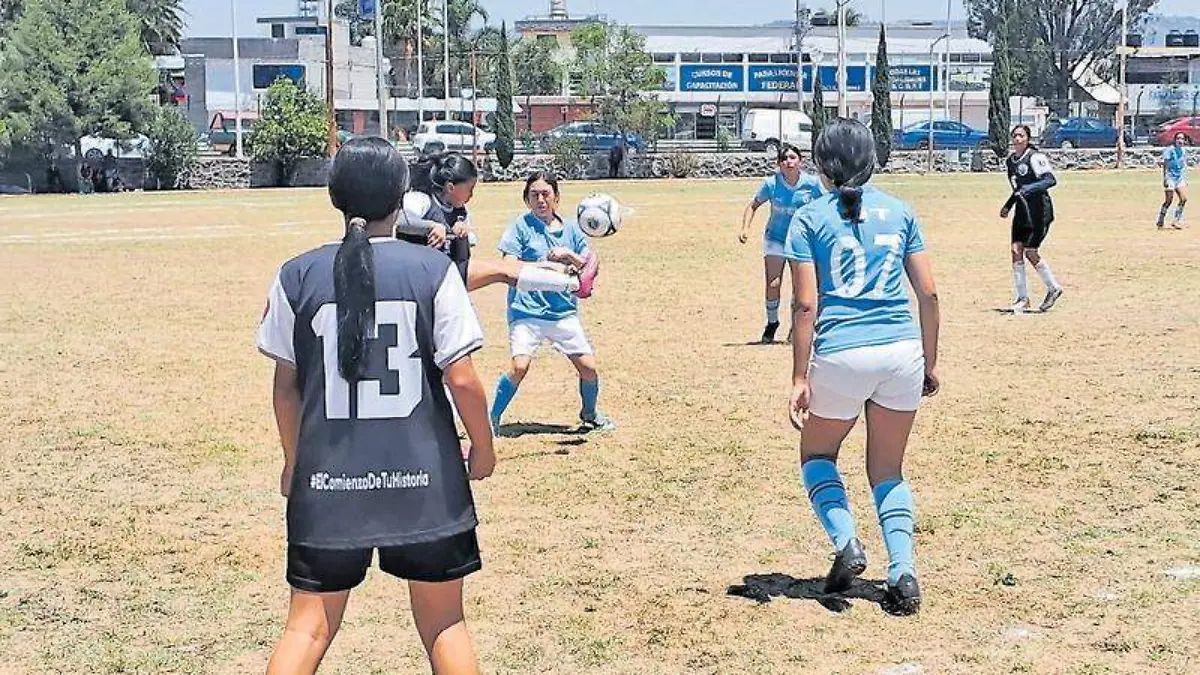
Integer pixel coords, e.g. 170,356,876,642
1117,1,1129,168
837,0,848,117
374,0,388,140
944,0,952,119
417,0,425,126
443,0,451,120
326,0,337,157
231,0,244,158
794,0,809,113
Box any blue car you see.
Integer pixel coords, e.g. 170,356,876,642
894,120,989,150
539,121,645,153
1041,117,1129,149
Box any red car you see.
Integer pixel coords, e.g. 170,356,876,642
1154,117,1200,146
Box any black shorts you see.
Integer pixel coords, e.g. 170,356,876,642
287,529,481,593
1011,194,1054,248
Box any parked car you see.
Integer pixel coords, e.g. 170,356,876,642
411,121,495,155
1041,117,1129,149
77,133,152,160
539,121,644,153
741,108,813,153
894,120,989,150
1152,117,1200,146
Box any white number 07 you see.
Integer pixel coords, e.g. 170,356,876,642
829,234,904,299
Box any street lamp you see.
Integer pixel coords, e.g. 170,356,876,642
1116,1,1129,168
230,0,244,158
927,32,950,172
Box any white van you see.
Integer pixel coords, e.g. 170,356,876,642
741,108,814,153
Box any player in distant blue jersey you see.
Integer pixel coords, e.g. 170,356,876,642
489,172,615,434
1157,132,1189,230
739,143,824,344
783,119,941,616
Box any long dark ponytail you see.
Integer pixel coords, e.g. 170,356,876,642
410,151,478,198
813,118,877,222
327,137,409,382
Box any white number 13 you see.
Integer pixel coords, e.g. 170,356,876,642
312,301,424,420
830,234,904,299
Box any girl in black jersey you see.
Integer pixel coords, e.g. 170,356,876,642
400,152,599,297
1000,125,1064,314
257,138,494,675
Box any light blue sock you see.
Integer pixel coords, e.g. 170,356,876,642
765,299,781,324
801,458,857,551
491,374,518,424
580,378,599,418
873,479,917,585
1175,203,1186,221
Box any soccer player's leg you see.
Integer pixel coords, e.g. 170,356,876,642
1173,182,1188,229
555,317,615,432
1158,183,1175,229
269,547,366,674
465,259,581,295
1024,224,1063,312
762,249,787,343
1010,239,1031,313
803,351,871,593
865,341,925,615
492,321,541,433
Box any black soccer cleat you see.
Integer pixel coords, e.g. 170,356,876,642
883,573,922,616
824,538,867,594
760,321,780,344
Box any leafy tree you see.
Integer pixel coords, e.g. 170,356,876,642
571,22,666,144
127,0,183,56
870,24,893,167
0,0,156,160
0,0,22,30
811,5,863,27
966,0,1157,114
335,0,370,46
249,78,328,185
810,72,828,142
987,0,1015,157
494,21,515,168
512,37,563,95
144,104,196,189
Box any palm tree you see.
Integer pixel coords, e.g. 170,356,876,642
381,0,441,98
127,0,184,56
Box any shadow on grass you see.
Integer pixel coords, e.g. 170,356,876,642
727,573,911,616
497,422,587,439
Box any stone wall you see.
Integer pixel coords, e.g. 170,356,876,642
179,157,332,190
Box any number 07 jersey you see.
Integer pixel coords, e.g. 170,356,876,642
783,187,926,356
256,237,484,549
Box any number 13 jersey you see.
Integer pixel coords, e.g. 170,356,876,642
783,187,926,356
257,238,484,549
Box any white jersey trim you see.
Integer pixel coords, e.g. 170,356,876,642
432,265,485,369
256,272,296,365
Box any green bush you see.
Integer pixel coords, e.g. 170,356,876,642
249,78,327,185
144,105,197,189
547,135,586,176
663,152,699,178
715,126,733,153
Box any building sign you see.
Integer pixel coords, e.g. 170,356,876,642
748,65,800,92
817,65,868,92
886,65,936,92
949,65,991,92
253,64,306,90
358,0,377,19
699,103,718,117
680,64,745,92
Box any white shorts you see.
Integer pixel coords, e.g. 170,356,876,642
763,234,787,258
509,316,593,357
808,340,925,420
1165,177,1187,190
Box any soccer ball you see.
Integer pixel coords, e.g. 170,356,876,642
576,193,623,238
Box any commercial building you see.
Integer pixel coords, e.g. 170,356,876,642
1125,15,1200,123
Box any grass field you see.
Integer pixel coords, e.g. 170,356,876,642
1,172,1198,675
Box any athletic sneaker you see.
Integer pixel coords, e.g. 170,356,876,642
580,412,616,432
1009,298,1031,314
574,251,600,299
824,538,867,594
1038,287,1063,312
760,321,780,344
883,573,922,616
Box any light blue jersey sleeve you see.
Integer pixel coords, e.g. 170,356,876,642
497,218,527,258
783,209,815,263
904,206,926,255
567,220,592,257
754,177,773,204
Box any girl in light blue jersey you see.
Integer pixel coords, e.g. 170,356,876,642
1158,132,1189,229
489,172,615,434
739,143,825,344
783,119,941,616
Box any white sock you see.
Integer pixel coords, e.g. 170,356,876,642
1035,260,1060,290
517,266,577,292
1175,203,1186,222
1012,261,1029,301
766,299,781,324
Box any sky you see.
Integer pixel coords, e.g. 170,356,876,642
485,0,1198,26
182,0,1199,39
